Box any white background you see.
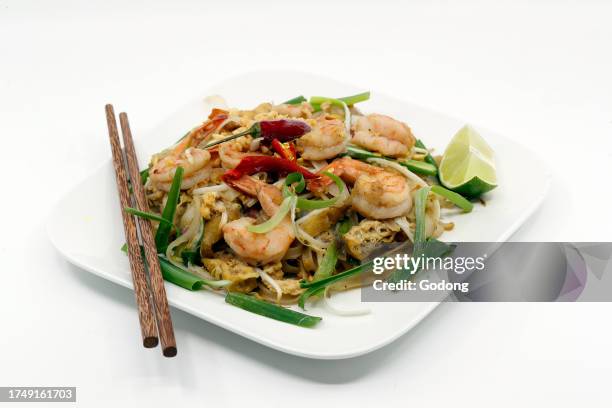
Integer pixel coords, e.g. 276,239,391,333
1,0,611,406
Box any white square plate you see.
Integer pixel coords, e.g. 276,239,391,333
47,71,551,359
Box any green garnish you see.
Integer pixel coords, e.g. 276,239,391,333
180,219,205,265
344,145,380,160
313,241,338,281
399,159,437,177
282,171,346,210
344,145,437,176
430,185,473,213
155,167,183,253
415,139,438,169
337,91,371,106
225,292,322,328
336,216,354,235
159,256,230,290
124,207,177,232
282,95,307,105
298,261,374,309
246,196,296,234
120,244,229,290
140,168,149,185
310,92,370,111
413,186,431,253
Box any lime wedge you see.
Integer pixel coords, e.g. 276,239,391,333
439,125,497,198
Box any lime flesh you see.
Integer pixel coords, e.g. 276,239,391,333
439,125,497,198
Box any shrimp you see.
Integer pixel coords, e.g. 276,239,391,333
218,135,258,169
272,102,313,119
352,114,416,158
309,157,413,219
296,114,348,160
149,109,228,191
150,147,213,191
222,175,295,265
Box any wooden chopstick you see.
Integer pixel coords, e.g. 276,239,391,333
105,104,159,349
119,112,177,358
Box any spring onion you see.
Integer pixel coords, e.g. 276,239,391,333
181,219,205,265
225,292,322,328
344,145,437,176
247,195,296,234
120,244,229,290
413,186,431,253
337,91,371,106
283,95,307,105
344,145,380,160
140,168,149,185
430,185,473,212
155,167,183,253
158,256,230,290
308,96,351,135
282,171,347,210
299,261,374,309
399,159,438,177
310,92,370,111
124,207,176,232
415,139,438,169
313,241,338,281
336,216,355,235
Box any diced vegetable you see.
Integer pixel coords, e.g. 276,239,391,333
225,292,322,328
247,196,296,234
299,261,374,309
155,167,183,253
282,95,307,105
430,185,473,212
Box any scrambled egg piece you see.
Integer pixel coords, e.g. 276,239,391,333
202,256,258,293
343,220,400,260
261,278,303,297
297,205,348,237
263,262,284,280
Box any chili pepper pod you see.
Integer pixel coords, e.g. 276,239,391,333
222,156,319,184
258,120,311,143
204,119,311,149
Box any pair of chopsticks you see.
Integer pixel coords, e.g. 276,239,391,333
105,105,177,357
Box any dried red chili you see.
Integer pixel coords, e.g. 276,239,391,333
222,156,318,183
205,119,311,149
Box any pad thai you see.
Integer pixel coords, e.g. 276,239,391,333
125,92,495,327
